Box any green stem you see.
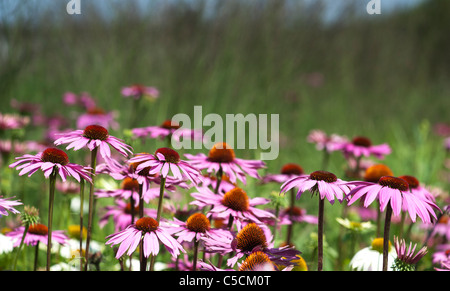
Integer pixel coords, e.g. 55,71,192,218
285,188,295,245
12,224,29,270
321,148,330,171
317,197,324,271
156,176,166,223
382,205,393,271
46,169,57,271
79,179,85,271
149,176,166,271
214,167,223,194
34,241,40,271
192,239,199,271
84,147,98,271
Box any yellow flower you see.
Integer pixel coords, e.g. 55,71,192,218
68,225,87,240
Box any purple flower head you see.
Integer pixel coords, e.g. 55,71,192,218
185,142,265,184
190,186,275,226
7,223,68,247
54,125,133,160
132,119,204,144
338,136,391,159
105,216,185,259
128,148,202,185
201,222,300,267
393,236,427,268
262,163,304,184
307,129,348,153
347,176,440,224
164,212,223,243
0,113,30,130
9,148,92,183
76,108,119,131
121,84,159,100
0,196,22,217
280,170,352,204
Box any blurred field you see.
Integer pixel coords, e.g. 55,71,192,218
1,0,449,270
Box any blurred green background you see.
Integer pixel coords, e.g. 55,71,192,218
1,0,449,173
1,0,449,270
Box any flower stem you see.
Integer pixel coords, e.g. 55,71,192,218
156,176,166,223
317,197,325,271
285,188,296,245
12,224,29,271
192,239,199,271
79,179,85,271
214,167,223,194
84,147,98,271
46,169,57,271
149,176,167,271
382,205,393,271
34,241,40,271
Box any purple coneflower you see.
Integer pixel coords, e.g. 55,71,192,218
10,147,91,270
76,108,119,130
129,148,202,230
54,124,133,270
165,212,222,270
105,216,185,270
347,176,440,224
202,222,300,268
262,163,304,184
0,112,30,130
263,163,305,245
431,214,450,241
280,170,352,271
190,186,275,228
54,124,132,160
0,196,22,217
132,119,203,145
9,148,92,182
392,236,427,271
7,223,68,248
129,147,202,186
121,84,159,100
7,223,68,270
280,170,351,204
307,129,348,154
338,136,391,160
347,175,441,271
307,130,348,170
185,142,265,186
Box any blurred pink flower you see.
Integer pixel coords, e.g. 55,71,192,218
132,119,204,143
338,136,391,159
262,163,304,184
307,129,348,153
0,196,22,218
76,108,119,130
121,84,159,100
0,113,30,130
